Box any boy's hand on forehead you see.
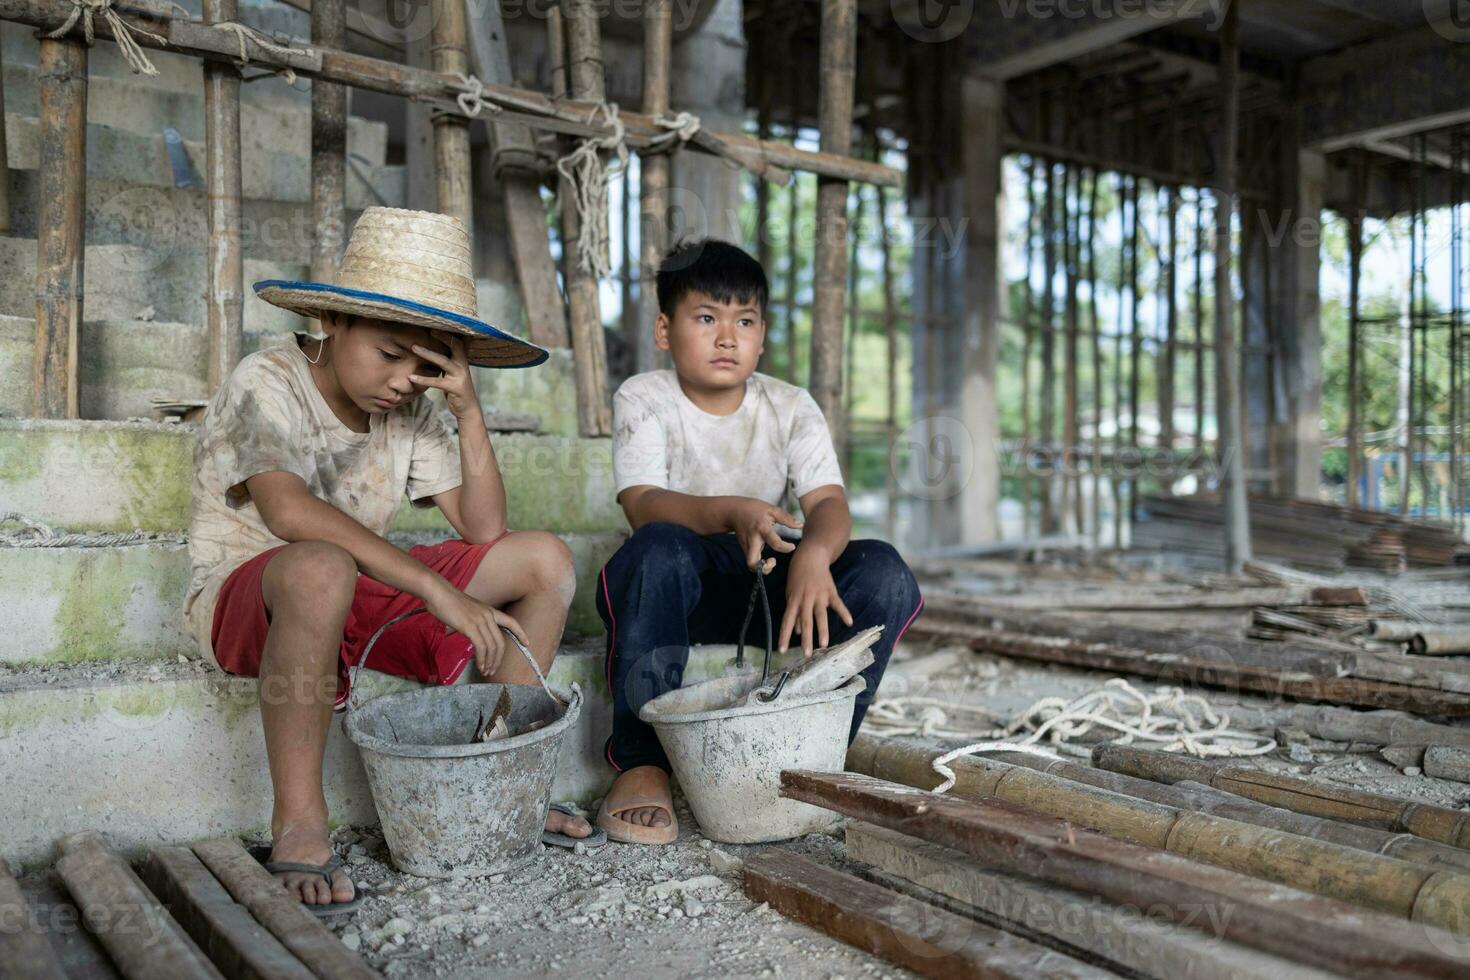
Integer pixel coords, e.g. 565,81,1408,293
409,330,481,422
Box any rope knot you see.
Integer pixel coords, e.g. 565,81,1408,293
554,101,629,280
211,21,310,85
451,72,498,118
46,0,167,77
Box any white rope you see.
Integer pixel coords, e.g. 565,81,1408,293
868,677,1277,795
211,21,311,85
554,101,628,279
647,110,701,150
0,513,181,548
46,0,168,77
449,72,500,119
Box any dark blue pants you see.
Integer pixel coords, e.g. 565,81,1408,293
594,522,925,773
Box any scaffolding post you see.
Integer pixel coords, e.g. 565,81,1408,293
1347,153,1364,511
309,0,345,284
204,0,243,395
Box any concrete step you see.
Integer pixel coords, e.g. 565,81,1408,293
0,419,627,534
0,644,757,869
2,111,400,210
0,529,625,668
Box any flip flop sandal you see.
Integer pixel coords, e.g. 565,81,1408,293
595,769,679,845
248,844,365,917
542,802,608,852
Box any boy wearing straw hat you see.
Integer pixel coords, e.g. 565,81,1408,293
184,208,593,913
594,239,925,844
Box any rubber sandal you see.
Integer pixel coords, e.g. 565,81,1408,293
595,767,679,845
249,844,364,917
542,802,608,851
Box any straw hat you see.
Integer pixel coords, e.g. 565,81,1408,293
253,208,548,369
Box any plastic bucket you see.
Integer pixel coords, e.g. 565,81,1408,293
344,681,581,878
639,674,864,843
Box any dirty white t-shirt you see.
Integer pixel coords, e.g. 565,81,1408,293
183,334,463,664
612,370,844,512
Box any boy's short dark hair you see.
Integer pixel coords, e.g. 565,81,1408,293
656,239,768,317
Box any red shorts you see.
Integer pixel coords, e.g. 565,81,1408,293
210,534,510,709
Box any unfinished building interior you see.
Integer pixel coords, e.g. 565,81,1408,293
8,0,1470,976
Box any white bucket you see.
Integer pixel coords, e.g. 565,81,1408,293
639,674,865,843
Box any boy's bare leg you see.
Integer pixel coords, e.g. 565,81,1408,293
258,541,360,905
462,529,590,838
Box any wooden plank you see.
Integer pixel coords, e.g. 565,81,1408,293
909,617,1470,717
780,770,1469,978
204,0,243,392
309,0,346,283
809,0,856,452
0,0,902,187
191,839,378,980
743,850,1111,979
1092,745,1470,849
31,36,85,418
558,0,611,436
844,823,1341,980
0,857,68,980
141,847,314,980
55,832,223,980
465,0,567,349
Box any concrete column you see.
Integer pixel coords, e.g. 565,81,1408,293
959,74,1003,544
669,0,745,242
910,72,1003,548
1278,148,1325,499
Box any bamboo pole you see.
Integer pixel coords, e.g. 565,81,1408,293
0,44,10,235
1,0,899,188
1040,157,1057,534
559,0,611,436
1020,158,1038,538
753,6,774,377
880,178,898,542
1194,187,1206,449
1086,169,1102,546
202,0,244,394
430,0,472,233
783,770,1468,979
810,0,856,452
0,856,67,979
848,735,1470,916
309,0,345,283
842,185,864,475
1215,0,1252,570
1347,153,1364,509
1063,161,1080,534
783,14,800,382
1161,183,1178,477
1093,744,1470,849
32,35,85,418
636,0,671,375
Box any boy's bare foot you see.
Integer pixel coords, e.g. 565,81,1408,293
269,823,355,906
545,807,594,838
596,766,678,844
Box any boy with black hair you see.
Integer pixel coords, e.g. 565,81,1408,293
594,238,924,844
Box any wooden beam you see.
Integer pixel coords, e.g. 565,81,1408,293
31,35,84,418
0,856,68,979
56,832,223,980
781,770,1469,978
309,0,346,284
845,822,1337,980
203,0,243,395
191,839,378,980
635,0,672,375
464,0,568,348
743,850,1110,979
431,0,473,234
141,847,314,980
558,0,611,437
809,0,856,451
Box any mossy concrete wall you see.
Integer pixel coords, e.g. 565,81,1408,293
0,420,626,535
0,645,742,869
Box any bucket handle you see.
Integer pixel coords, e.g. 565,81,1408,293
343,607,564,715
